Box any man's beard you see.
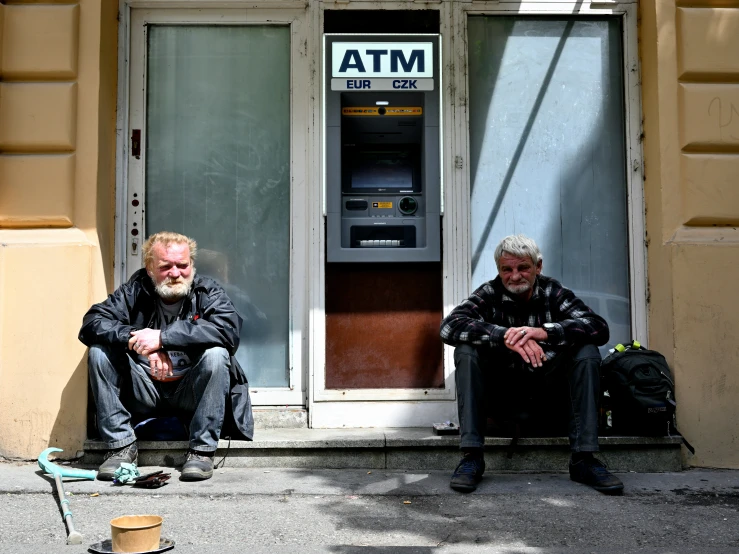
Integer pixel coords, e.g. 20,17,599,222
504,281,532,296
154,272,194,301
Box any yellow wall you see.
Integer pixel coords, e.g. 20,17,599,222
640,0,739,468
0,0,117,458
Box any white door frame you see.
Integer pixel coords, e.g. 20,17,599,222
313,31,454,404
116,3,311,406
447,0,648,347
115,0,647,427
308,2,459,429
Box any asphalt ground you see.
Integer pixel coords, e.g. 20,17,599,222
1,461,738,553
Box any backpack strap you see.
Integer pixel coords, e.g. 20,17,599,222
670,418,696,455
507,423,521,459
675,430,696,455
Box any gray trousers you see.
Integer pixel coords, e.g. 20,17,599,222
454,343,601,452
88,345,230,452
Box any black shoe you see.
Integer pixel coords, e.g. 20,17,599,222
569,456,624,494
97,442,138,481
180,450,214,481
450,453,485,492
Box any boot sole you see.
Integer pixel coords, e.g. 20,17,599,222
96,456,138,481
570,475,624,494
180,468,213,481
591,483,624,494
450,482,478,493
449,476,483,493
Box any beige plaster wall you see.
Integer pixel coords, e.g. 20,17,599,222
0,0,117,458
640,0,739,468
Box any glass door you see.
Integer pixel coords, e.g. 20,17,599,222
467,16,633,355
125,9,308,405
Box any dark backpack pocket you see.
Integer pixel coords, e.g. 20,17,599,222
602,347,676,436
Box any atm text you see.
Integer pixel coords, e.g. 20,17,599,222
339,50,425,74
345,79,419,90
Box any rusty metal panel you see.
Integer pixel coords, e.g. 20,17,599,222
325,263,443,389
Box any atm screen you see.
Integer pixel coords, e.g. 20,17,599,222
345,146,420,192
352,152,413,189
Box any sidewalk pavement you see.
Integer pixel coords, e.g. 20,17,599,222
1,459,738,553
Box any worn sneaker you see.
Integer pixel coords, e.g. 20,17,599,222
180,450,215,481
449,453,485,492
97,442,138,481
569,456,624,494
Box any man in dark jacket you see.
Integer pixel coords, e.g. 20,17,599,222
79,232,253,481
440,235,623,494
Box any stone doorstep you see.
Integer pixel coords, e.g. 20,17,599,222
82,428,685,473
252,407,308,429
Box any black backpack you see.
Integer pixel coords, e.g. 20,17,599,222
600,341,694,454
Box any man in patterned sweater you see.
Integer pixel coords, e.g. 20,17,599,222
440,235,623,494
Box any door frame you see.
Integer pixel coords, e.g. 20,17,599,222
308,2,461,429
448,0,648,346
115,0,647,427
116,2,311,407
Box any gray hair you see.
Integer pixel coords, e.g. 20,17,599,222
494,235,542,267
143,231,197,271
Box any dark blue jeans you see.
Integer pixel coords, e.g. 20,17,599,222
88,345,230,452
454,343,601,452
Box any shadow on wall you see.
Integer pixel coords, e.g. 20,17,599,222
48,355,89,458
539,18,631,352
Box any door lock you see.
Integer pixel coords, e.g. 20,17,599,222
131,129,141,159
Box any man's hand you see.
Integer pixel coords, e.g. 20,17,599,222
148,350,173,381
129,328,162,357
504,326,548,368
505,326,548,346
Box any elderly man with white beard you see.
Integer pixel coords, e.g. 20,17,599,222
79,232,253,481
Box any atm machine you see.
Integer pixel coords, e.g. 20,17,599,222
325,35,441,263
323,34,444,393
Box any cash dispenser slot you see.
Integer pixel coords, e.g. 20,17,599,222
350,225,415,248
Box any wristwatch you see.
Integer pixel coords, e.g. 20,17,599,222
543,323,555,331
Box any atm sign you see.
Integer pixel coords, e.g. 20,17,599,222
332,42,433,78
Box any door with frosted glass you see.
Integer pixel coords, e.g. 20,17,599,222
130,22,292,392
467,17,632,354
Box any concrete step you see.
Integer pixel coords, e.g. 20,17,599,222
83,428,685,472
253,407,308,429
